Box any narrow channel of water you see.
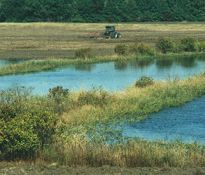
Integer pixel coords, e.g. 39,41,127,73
0,55,205,94
123,96,205,144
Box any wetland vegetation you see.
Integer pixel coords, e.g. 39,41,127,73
1,74,205,167
1,22,205,173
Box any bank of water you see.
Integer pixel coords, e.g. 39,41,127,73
0,56,205,94
123,96,205,144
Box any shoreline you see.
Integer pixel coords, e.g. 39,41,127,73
0,52,204,76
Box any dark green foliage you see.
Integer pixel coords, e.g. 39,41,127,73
48,86,70,114
135,76,154,88
156,38,176,54
180,37,198,52
198,42,205,52
0,0,205,22
75,48,92,59
114,44,128,55
0,87,56,160
130,43,155,56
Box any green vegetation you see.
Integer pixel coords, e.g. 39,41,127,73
156,38,176,53
114,44,129,55
180,37,198,52
0,87,56,160
130,43,155,56
75,48,92,59
1,74,205,167
135,76,154,88
0,0,205,22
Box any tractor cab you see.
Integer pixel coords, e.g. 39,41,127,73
104,25,121,39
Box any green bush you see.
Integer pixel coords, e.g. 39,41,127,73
0,88,56,160
135,76,154,88
48,86,70,114
180,37,198,52
75,48,92,59
156,38,176,54
78,89,110,106
130,43,155,56
197,42,205,52
114,44,129,55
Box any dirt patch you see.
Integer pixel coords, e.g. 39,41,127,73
0,163,205,175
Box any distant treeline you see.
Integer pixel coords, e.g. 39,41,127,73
0,0,205,22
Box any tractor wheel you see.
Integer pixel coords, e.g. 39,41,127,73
117,33,121,38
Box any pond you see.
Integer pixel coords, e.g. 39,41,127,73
123,96,205,144
0,55,205,94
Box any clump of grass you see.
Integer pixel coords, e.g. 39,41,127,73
75,48,92,59
135,76,154,88
114,44,129,55
77,89,111,107
130,43,155,56
156,37,176,54
0,60,68,76
180,37,198,52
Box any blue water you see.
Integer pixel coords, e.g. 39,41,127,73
123,97,205,144
0,56,205,94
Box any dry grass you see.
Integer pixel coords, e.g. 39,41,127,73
1,22,205,59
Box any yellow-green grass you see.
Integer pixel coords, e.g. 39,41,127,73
43,74,205,167
1,22,205,59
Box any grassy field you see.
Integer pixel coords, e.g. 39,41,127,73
1,22,205,59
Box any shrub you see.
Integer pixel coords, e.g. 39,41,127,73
48,86,70,114
180,37,198,52
156,38,175,54
48,86,69,99
0,88,56,160
114,44,128,55
0,87,31,121
75,48,92,59
130,43,155,56
78,89,110,106
197,42,205,52
135,76,154,88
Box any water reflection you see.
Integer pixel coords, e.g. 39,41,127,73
129,58,154,69
74,63,96,72
156,58,173,69
176,56,197,68
114,61,128,71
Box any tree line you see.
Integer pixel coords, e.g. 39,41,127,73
0,0,204,22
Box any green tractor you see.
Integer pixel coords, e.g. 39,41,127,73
104,25,121,39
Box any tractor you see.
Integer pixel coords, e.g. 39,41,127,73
104,25,121,39
89,25,121,39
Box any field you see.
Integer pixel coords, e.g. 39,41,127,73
1,22,205,59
